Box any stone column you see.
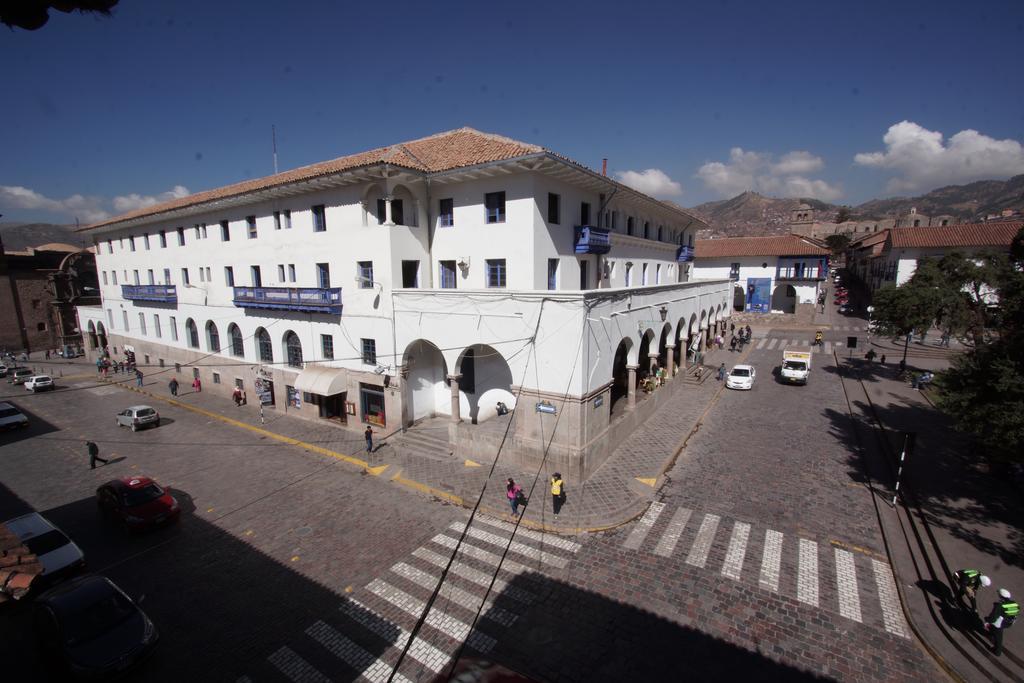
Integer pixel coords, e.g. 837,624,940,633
648,352,659,376
626,364,638,409
665,344,675,378
384,196,394,225
448,373,462,423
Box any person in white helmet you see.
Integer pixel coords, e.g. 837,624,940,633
954,568,991,612
985,588,1019,656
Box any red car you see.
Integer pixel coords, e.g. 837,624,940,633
96,477,180,531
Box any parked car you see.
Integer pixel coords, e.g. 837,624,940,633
0,401,29,430
726,364,756,390
33,575,158,678
115,405,160,432
25,375,55,392
0,363,8,377
3,512,85,584
8,368,34,385
838,304,853,314
96,476,180,531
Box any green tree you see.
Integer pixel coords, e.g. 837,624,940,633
825,233,852,256
835,206,852,224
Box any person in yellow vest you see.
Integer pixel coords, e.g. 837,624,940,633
985,588,1019,656
550,473,565,516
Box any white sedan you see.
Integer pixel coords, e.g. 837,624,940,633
3,512,85,582
726,364,756,390
24,375,55,392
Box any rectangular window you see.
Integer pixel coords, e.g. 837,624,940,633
176,227,185,246
102,271,108,285
194,224,201,239
107,240,113,254
138,312,147,335
321,334,334,360
182,268,190,286
201,223,207,239
247,215,257,239
199,267,205,283
274,211,281,230
642,263,648,286
486,259,507,288
225,266,234,286
122,310,129,330
112,271,118,285
547,258,558,290
625,263,632,287
375,198,386,225
312,204,327,232
133,270,140,285
548,193,560,224
361,338,377,365
143,233,150,250
144,354,149,365
154,314,161,338
220,220,230,241
316,262,330,288
212,372,221,385
163,268,171,284
401,260,419,288
581,202,591,225
147,269,155,285
107,308,114,328
439,260,457,289
277,264,285,282
485,191,506,223
284,209,292,229
439,198,454,227
159,230,167,248
579,260,589,289
656,264,661,285
729,263,740,280
357,261,373,288
169,316,178,341
288,264,296,282
129,236,136,251
251,265,262,287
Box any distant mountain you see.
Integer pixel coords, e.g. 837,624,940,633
0,222,87,251
691,175,1024,237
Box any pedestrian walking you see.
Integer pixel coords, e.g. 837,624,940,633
112,361,120,375
45,349,50,360
717,363,727,382
86,441,108,469
880,354,886,365
232,386,243,406
715,334,723,350
364,425,374,453
744,325,751,340
551,473,566,516
730,322,735,334
168,378,179,396
506,478,524,515
865,349,877,362
954,569,991,612
985,589,1019,656
135,369,143,387
192,377,202,393
729,336,737,352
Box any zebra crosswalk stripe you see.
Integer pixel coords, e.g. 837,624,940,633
654,507,692,557
872,559,909,637
797,538,819,607
756,338,768,349
474,516,582,553
834,548,863,623
305,620,413,683
339,599,451,674
448,522,569,568
267,645,332,683
623,502,665,550
824,341,832,354
430,533,536,579
767,339,780,350
411,546,535,604
721,521,751,580
686,514,720,568
389,562,519,627
759,529,783,592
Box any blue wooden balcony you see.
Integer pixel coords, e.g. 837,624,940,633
121,284,177,303
233,286,343,314
676,245,695,262
574,225,611,254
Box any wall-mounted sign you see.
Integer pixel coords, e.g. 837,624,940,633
593,396,604,409
536,401,557,415
256,366,273,380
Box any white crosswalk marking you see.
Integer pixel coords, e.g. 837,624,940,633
623,502,665,550
686,514,720,568
872,559,909,637
339,599,451,674
448,522,569,568
756,338,767,349
721,521,751,580
473,516,582,553
797,539,819,607
366,579,496,653
654,508,692,557
305,620,413,683
767,339,779,350
834,548,863,623
267,646,332,683
759,529,783,592
390,562,519,627
824,341,832,354
411,547,535,604
430,533,535,579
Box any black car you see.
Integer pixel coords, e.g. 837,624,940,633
33,575,158,679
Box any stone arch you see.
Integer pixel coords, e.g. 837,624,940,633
185,318,199,349
637,328,656,378
657,323,673,371
455,344,515,424
227,323,244,357
611,337,633,410
771,285,797,314
283,330,303,368
206,320,220,353
402,339,450,425
87,320,98,349
96,321,108,352
255,327,273,363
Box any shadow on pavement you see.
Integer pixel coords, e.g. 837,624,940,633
0,404,60,446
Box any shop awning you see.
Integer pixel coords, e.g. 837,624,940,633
293,366,348,396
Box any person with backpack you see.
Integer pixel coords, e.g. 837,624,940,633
168,378,179,396
985,588,1019,656
954,569,991,612
506,478,524,516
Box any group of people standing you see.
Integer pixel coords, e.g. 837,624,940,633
955,568,1018,656
505,473,566,517
728,323,752,352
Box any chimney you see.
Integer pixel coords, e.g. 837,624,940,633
602,158,607,177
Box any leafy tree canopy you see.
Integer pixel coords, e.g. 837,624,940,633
825,233,852,255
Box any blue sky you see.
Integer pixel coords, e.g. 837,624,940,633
2,0,1023,224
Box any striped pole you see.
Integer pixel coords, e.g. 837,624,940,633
892,432,916,506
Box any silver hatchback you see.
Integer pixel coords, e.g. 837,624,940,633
115,405,160,432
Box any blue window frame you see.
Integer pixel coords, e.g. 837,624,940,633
485,192,505,224
547,259,558,290
486,259,507,288
358,261,373,288
439,198,454,227
439,261,457,289
312,204,327,232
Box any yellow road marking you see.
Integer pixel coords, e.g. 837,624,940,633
636,477,657,487
464,459,482,468
829,538,886,561
206,507,215,513
244,530,253,536
291,555,300,562
343,585,353,593
390,474,464,505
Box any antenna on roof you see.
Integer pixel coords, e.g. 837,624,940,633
272,125,279,174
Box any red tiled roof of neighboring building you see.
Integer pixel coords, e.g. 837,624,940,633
694,234,830,258
851,230,890,249
888,221,1023,249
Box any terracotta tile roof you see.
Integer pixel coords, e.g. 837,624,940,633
851,230,890,248
695,234,830,258
888,221,1023,249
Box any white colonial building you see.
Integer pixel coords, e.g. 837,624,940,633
692,235,829,313
76,128,731,478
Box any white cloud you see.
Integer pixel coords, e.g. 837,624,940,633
696,147,842,202
855,121,1024,193
0,184,190,223
615,168,683,197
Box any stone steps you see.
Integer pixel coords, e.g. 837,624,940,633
393,424,452,460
